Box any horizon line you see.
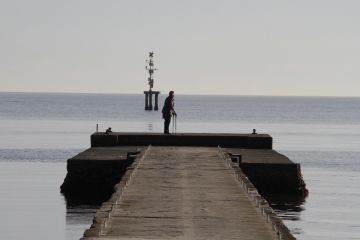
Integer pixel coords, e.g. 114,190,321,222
1,91,359,98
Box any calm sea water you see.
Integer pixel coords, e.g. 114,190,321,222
0,92,359,240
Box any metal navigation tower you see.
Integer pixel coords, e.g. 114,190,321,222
143,51,160,110
146,51,158,90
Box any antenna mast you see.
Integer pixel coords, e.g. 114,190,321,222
146,51,158,91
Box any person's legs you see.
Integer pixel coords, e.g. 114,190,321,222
164,117,171,134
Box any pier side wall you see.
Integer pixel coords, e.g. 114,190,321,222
239,163,308,196
60,159,133,205
91,133,273,149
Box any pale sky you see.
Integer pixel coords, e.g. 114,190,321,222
1,1,359,96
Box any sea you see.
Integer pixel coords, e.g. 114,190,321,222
0,92,359,240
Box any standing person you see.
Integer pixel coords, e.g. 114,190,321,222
162,91,177,134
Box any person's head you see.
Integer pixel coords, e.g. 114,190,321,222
169,91,174,98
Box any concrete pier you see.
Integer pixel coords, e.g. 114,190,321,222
81,146,294,239
60,132,307,239
87,133,308,195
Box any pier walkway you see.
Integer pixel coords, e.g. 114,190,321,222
84,146,278,239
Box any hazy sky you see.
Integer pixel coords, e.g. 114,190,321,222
1,1,359,96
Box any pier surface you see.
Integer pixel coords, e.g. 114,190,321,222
82,146,279,239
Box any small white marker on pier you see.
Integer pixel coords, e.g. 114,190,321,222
272,222,276,231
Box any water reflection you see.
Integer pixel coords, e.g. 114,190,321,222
148,122,153,131
263,194,307,221
66,204,100,240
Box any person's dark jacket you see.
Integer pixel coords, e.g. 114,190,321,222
162,96,172,118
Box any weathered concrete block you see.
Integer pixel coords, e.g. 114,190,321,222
239,163,308,195
91,134,117,147
90,133,272,148
61,159,134,204
247,134,272,149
